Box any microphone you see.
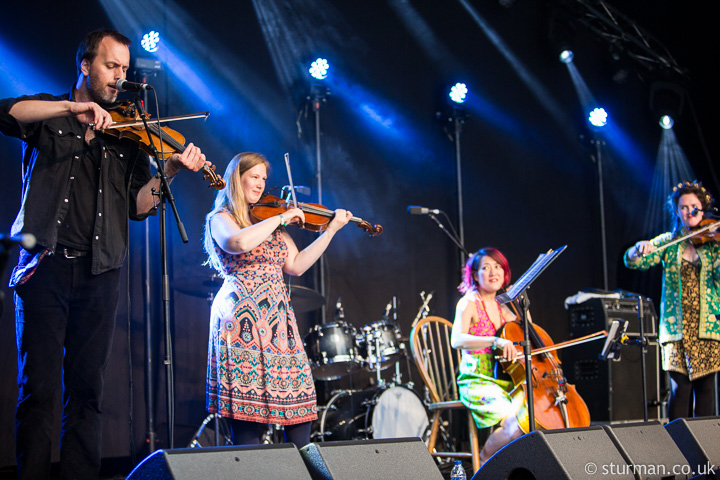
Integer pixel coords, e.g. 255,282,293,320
690,206,702,217
407,205,440,215
0,233,37,250
334,296,345,321
115,78,153,92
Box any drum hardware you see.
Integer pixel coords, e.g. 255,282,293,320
187,413,232,448
411,291,433,329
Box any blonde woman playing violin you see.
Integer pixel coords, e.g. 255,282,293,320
625,181,720,420
202,152,351,448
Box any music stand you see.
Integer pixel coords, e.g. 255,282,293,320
496,245,567,433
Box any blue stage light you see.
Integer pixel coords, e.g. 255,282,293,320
588,107,608,128
449,83,467,104
559,49,574,64
659,115,674,130
141,31,160,53
309,58,329,80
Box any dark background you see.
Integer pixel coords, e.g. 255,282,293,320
1,0,717,472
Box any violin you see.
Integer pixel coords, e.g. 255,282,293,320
101,101,225,189
497,310,595,433
249,194,383,237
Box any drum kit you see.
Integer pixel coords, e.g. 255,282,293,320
182,277,432,447
303,299,429,443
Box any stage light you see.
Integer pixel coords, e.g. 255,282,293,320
559,49,574,64
309,58,329,80
588,107,608,128
650,81,684,130
449,83,467,104
659,115,674,130
141,31,160,53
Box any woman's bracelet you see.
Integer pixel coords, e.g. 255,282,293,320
278,213,287,226
492,337,501,349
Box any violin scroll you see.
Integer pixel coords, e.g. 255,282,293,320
357,219,383,237
202,164,225,190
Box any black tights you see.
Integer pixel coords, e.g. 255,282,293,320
229,419,312,448
668,371,717,420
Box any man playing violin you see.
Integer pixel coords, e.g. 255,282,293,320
0,29,207,479
625,181,720,420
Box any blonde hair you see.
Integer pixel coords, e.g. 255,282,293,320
203,152,270,273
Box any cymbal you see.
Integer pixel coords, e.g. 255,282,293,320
173,274,222,297
289,285,324,313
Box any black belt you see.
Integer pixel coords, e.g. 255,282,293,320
58,246,89,259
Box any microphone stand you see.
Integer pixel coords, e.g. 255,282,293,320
427,212,469,270
638,295,648,422
139,77,156,455
134,95,189,449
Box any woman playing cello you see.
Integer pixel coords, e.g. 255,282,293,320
450,248,522,464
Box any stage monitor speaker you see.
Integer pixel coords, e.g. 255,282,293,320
564,297,662,422
603,421,691,479
665,416,720,478
471,426,636,480
300,437,442,480
126,443,312,480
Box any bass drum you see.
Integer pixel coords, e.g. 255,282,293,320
304,321,360,381
319,386,429,442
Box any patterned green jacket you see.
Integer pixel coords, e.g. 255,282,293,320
624,232,720,344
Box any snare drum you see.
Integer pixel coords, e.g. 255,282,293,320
319,386,429,441
356,320,402,371
303,321,360,381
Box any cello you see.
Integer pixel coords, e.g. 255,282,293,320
496,305,603,433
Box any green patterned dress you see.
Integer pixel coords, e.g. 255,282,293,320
457,296,516,428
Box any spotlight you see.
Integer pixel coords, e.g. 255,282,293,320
650,81,684,130
309,58,329,80
559,49,574,64
141,31,160,53
588,107,608,128
449,83,468,104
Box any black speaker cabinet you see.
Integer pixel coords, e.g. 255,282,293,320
471,426,635,480
563,297,662,422
300,437,443,480
126,443,312,480
603,421,691,479
665,416,720,478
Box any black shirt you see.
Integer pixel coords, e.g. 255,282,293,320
0,91,156,281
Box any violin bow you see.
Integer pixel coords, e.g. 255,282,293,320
284,152,299,208
103,111,210,129
641,218,720,257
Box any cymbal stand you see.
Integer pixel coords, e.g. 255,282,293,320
187,413,231,448
374,334,385,387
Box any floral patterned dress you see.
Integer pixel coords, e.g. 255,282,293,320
663,259,720,380
206,228,317,425
457,295,516,429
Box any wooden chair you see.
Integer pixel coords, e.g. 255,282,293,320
410,316,481,473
